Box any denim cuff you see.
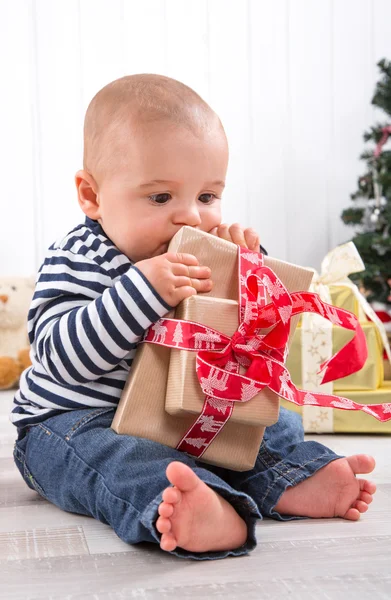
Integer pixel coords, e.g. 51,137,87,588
262,452,343,521
140,475,261,561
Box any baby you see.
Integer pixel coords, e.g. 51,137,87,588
11,74,376,560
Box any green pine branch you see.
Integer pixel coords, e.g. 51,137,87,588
342,58,391,306
372,59,391,117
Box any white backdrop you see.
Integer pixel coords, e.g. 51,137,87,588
1,0,390,276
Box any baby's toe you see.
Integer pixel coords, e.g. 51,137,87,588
343,507,361,521
156,516,172,534
162,486,182,505
160,532,177,552
352,499,369,513
359,479,377,495
358,490,373,505
158,502,174,518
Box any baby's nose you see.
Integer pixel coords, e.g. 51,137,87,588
0,294,9,304
174,207,202,227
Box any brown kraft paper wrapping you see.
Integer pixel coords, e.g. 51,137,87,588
112,227,314,471
166,297,288,426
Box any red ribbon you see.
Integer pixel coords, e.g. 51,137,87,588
374,125,391,158
144,247,391,458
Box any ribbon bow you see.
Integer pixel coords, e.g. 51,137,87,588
309,242,391,362
144,247,391,458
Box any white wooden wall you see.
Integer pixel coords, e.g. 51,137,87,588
1,0,390,276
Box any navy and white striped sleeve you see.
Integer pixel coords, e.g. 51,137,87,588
29,252,172,386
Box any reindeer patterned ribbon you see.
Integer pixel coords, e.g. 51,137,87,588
143,247,391,458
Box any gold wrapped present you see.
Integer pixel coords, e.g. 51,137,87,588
308,242,391,363
112,227,314,471
297,283,365,326
281,383,391,433
294,242,391,410
328,285,366,321
384,359,391,381
286,321,384,392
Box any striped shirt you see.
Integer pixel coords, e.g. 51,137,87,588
10,217,171,429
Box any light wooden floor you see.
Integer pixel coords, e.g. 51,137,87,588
1,390,390,600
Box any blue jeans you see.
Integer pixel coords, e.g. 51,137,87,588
13,406,341,560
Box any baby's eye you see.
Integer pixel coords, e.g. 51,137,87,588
149,193,171,204
199,193,217,204
11,286,17,291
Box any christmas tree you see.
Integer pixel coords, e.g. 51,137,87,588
341,58,391,307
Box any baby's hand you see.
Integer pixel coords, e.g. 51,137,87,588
135,253,212,307
209,223,260,252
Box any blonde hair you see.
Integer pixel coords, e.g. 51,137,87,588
83,74,224,180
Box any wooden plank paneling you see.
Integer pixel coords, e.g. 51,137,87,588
329,0,375,252
0,458,47,508
32,0,84,261
207,0,252,229
0,526,89,561
372,0,391,125
0,0,36,276
165,0,209,102
373,0,391,62
122,0,167,76
285,0,333,269
248,0,290,260
1,388,391,598
79,0,125,106
2,535,391,597
82,520,137,555
2,0,391,273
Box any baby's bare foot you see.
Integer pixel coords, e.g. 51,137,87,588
156,462,248,553
274,454,376,520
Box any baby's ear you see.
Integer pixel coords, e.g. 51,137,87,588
75,170,101,220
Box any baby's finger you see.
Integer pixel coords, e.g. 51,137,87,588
171,263,211,279
244,228,260,252
174,275,213,292
165,252,199,266
228,223,247,248
216,223,231,242
208,226,219,236
173,285,197,304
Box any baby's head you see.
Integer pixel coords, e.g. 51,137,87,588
76,74,228,263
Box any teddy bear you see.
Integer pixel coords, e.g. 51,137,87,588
0,276,35,390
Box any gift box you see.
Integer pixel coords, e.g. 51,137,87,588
328,285,367,321
281,382,391,433
292,242,391,421
164,228,313,427
308,242,391,364
384,359,391,380
165,295,279,426
112,226,314,471
286,321,384,392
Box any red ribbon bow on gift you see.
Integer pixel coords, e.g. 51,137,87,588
144,247,391,458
